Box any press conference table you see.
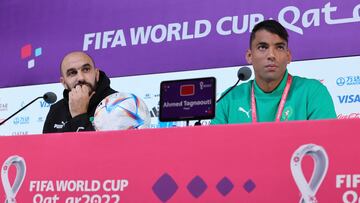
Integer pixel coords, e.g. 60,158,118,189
0,119,359,202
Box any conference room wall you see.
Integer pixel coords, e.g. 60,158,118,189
0,56,359,136
1,1,360,88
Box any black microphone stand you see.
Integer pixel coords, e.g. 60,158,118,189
194,120,202,126
184,67,251,127
216,79,241,103
193,76,241,126
185,120,202,126
216,66,252,103
0,96,42,126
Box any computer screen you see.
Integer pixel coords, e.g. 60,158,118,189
159,77,216,121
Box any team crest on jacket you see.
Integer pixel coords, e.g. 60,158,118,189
282,106,293,121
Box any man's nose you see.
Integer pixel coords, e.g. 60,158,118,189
76,72,85,81
76,72,85,84
267,47,276,61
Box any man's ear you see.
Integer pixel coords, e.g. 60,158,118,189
95,68,100,82
245,49,253,64
60,77,67,89
287,49,292,64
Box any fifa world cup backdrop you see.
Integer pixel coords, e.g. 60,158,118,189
0,0,359,135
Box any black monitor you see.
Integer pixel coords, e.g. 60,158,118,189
159,77,216,122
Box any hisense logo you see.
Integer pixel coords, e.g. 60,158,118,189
20,44,42,69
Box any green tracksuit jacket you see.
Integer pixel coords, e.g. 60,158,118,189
211,71,337,124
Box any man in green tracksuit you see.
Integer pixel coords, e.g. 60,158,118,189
211,20,336,124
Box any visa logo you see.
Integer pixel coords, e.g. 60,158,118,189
338,94,360,104
40,101,51,108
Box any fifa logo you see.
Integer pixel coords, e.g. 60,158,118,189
1,155,26,202
290,144,329,203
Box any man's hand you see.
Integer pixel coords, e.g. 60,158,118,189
68,85,95,118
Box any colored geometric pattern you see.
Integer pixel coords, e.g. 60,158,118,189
21,44,32,59
153,173,256,202
152,173,178,202
216,177,234,196
20,44,42,69
103,94,144,128
187,176,207,198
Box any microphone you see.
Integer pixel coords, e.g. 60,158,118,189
237,66,252,81
0,92,57,126
216,66,252,103
43,92,57,104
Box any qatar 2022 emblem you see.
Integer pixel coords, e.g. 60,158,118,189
1,155,26,203
291,144,329,203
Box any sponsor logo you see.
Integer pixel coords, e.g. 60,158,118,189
0,103,8,111
336,76,360,86
337,113,360,119
37,117,44,122
20,44,42,69
150,105,159,118
39,100,51,108
11,131,29,135
337,94,360,104
336,77,345,86
13,116,30,125
144,93,152,99
238,107,251,118
54,121,67,129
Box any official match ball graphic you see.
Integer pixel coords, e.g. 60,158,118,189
94,92,151,131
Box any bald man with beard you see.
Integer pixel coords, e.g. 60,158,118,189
43,51,116,133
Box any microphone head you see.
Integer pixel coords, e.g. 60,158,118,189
43,92,57,104
237,66,252,81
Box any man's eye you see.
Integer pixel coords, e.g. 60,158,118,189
83,67,90,72
67,71,77,76
258,45,267,50
277,45,286,50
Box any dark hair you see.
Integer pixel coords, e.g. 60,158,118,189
249,20,289,48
